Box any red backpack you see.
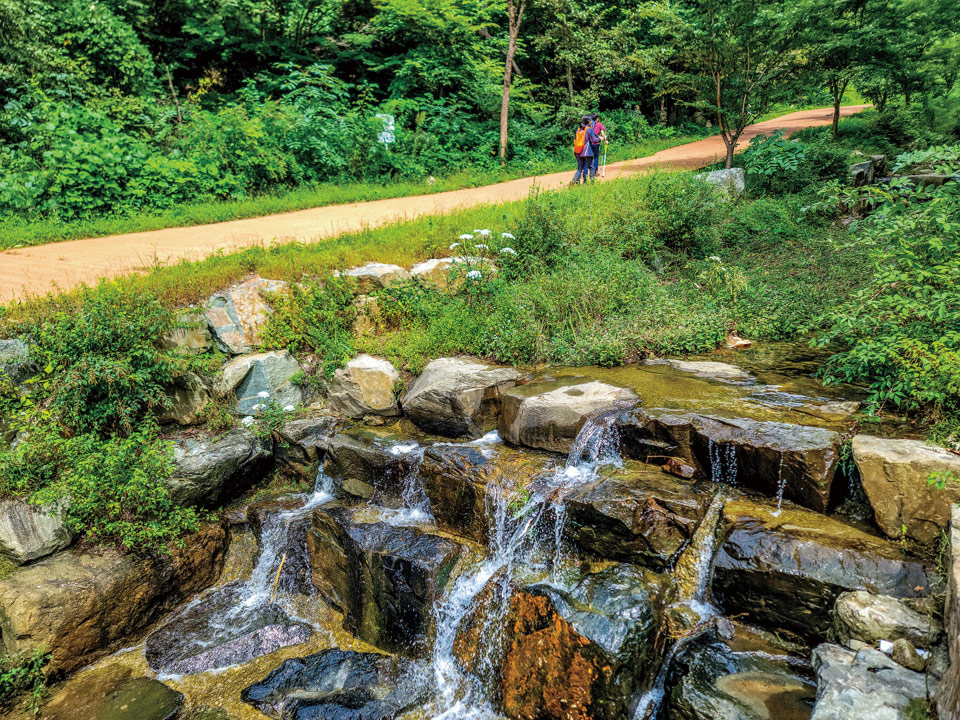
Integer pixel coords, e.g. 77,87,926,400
573,126,587,154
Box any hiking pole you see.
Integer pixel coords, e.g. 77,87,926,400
601,141,608,177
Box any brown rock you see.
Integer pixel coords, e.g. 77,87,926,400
891,638,926,672
160,311,213,355
205,276,288,354
662,457,696,478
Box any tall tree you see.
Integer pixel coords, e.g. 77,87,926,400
499,0,526,162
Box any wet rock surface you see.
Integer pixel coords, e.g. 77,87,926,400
937,504,960,720
40,664,184,720
327,354,400,419
619,409,842,512
276,415,341,471
145,583,312,675
811,644,927,720
564,461,713,570
832,590,938,648
323,429,418,502
853,434,960,544
206,276,288,354
0,524,226,676
500,378,639,454
0,499,73,564
419,441,553,542
168,429,273,507
242,649,428,720
713,500,929,643
402,356,526,437
307,507,461,654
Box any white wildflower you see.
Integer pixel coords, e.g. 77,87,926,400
450,243,461,250
283,404,296,412
458,233,473,240
477,229,491,236
241,416,255,426
501,232,515,240
466,270,482,280
257,391,270,398
500,247,517,256
252,403,266,413
475,243,488,250
708,256,722,262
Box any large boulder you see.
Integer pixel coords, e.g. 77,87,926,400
564,461,713,570
833,591,939,649
402,357,525,438
0,499,73,564
322,429,419,503
340,262,411,294
500,378,639,454
0,524,226,677
937,505,960,720
216,350,303,414
852,435,960,545
157,372,210,426
306,508,461,655
205,276,288,354
275,416,341,471
410,257,457,287
242,649,428,720
419,442,552,542
619,409,842,512
455,565,670,720
0,339,35,386
712,499,930,643
327,354,400,419
695,167,745,197
160,311,213,355
167,429,273,507
811,644,928,720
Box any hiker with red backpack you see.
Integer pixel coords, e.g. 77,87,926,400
571,116,599,185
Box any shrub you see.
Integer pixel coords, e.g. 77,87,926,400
0,649,49,714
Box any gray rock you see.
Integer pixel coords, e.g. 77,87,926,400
936,505,960,720
0,499,73,564
695,167,745,197
157,372,210,426
853,434,960,545
850,160,876,186
891,638,925,672
205,276,288,354
276,416,341,469
646,358,754,384
340,262,411,294
216,350,303,414
160,312,213,355
322,429,418,503
811,644,928,720
499,378,638,454
833,591,939,648
167,429,273,507
327,354,400,419
402,357,525,438
0,339,35,387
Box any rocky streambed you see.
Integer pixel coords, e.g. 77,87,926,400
1,342,959,720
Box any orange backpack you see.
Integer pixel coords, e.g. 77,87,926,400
573,126,587,154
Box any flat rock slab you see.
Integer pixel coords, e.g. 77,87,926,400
500,377,639,454
713,499,930,643
41,665,183,720
619,409,842,512
242,649,428,720
206,276,288,354
853,434,960,545
168,429,273,507
402,356,526,438
646,358,755,384
340,262,411,294
0,499,73,564
811,644,927,720
564,460,713,570
307,508,461,654
327,354,400,419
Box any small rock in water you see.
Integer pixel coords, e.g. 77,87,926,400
662,456,696,479
891,638,926,672
725,334,752,349
95,678,183,720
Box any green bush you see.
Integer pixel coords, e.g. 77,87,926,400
0,649,49,714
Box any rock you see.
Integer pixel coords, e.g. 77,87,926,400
205,276,288,354
0,524,226,677
352,294,382,336
340,262,411,294
712,499,930,643
327,354,400,419
619,409,842,512
456,565,669,720
402,357,525,438
664,629,816,720
936,505,960,720
725,334,753,350
0,499,73,564
0,339,35,386
322,429,418,503
647,359,754,383
307,508,461,654
247,496,319,596
500,378,639,454
145,583,311,675
695,167,745,197
564,461,713,570
167,429,273,507
852,435,960,545
160,311,213,355
276,416,341,470
40,665,184,720
419,441,552,542
242,649,428,720
411,257,457,287
157,372,210,426
891,638,926,672
216,350,303,414
663,457,696,478
811,644,928,720
833,591,939,648
850,160,876,186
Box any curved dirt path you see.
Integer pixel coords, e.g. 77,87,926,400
0,105,869,303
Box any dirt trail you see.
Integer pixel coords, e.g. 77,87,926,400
0,105,869,303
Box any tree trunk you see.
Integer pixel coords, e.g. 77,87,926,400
725,140,735,169
499,0,525,163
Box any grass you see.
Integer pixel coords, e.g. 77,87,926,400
0,136,704,250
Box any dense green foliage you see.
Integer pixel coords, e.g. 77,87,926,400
0,649,48,714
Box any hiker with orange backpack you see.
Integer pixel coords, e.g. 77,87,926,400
571,116,599,185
